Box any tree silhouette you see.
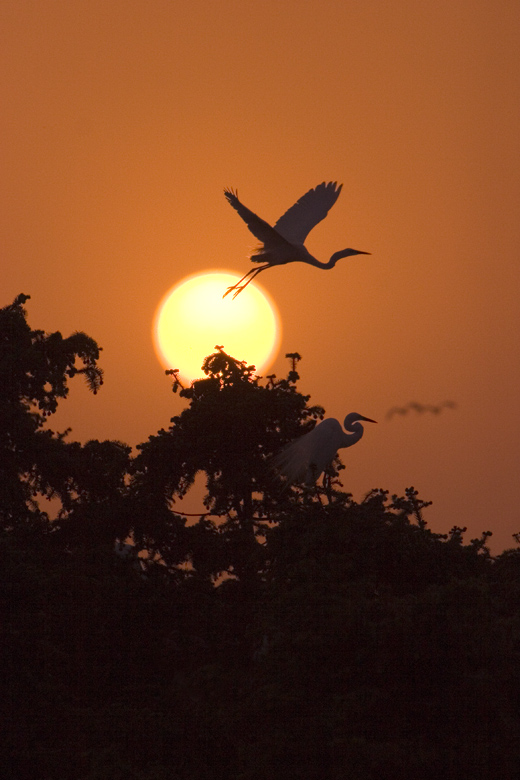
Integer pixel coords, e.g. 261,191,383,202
0,294,104,533
131,346,324,583
2,296,520,780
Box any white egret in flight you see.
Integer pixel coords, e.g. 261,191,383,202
273,413,377,485
223,182,370,298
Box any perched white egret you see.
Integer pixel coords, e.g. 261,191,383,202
223,182,370,298
273,413,377,485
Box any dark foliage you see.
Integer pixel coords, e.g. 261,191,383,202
2,298,520,779
0,294,105,533
131,346,324,583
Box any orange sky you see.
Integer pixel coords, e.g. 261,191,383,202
2,0,519,551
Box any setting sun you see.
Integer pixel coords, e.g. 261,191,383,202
153,271,281,382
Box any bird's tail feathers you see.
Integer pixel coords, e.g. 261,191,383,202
251,247,270,264
272,440,312,485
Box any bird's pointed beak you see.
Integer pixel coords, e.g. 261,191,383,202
356,250,371,255
361,416,377,423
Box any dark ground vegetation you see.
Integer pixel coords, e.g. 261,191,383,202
2,295,520,779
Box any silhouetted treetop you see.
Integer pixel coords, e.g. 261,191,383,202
1,293,103,423
134,347,324,513
0,294,105,531
2,298,519,780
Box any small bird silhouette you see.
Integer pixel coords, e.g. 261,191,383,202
386,401,457,420
223,182,370,298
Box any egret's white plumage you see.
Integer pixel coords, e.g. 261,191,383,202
223,182,370,298
273,413,377,485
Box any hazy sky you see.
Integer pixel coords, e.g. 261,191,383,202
3,0,519,550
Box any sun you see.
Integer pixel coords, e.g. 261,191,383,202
153,271,281,382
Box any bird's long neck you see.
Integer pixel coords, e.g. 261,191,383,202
327,249,356,268
298,252,336,270
296,247,355,270
341,418,364,448
304,250,355,269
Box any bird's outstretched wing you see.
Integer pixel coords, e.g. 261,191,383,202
224,188,289,249
274,181,343,244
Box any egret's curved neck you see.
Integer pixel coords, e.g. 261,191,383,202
328,249,355,267
341,417,364,448
301,254,337,270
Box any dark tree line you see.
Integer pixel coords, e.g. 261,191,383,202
2,295,520,779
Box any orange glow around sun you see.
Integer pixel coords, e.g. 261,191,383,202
153,271,281,382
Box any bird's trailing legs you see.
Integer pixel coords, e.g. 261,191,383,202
223,265,269,299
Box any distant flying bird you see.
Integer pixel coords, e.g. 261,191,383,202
273,413,377,485
223,182,370,298
386,401,457,420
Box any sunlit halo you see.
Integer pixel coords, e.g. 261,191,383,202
153,271,281,382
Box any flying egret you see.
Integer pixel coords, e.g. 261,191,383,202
386,401,457,420
223,182,370,298
273,413,377,485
